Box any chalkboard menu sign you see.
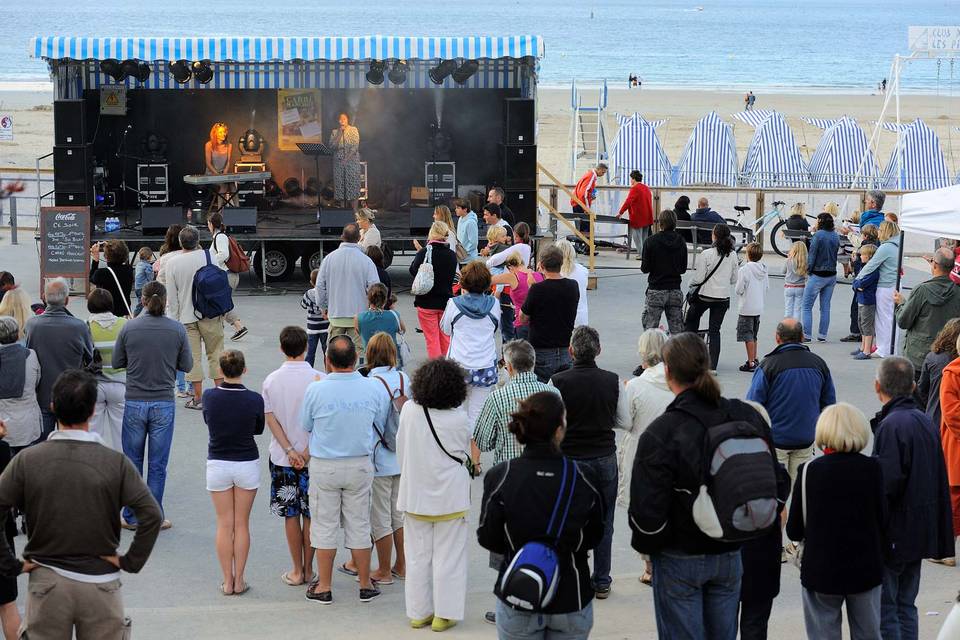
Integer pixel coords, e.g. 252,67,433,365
40,206,91,283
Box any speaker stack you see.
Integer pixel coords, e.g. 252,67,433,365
53,100,95,207
499,98,536,229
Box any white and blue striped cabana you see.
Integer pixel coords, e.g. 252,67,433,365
808,117,879,189
731,109,774,128
675,111,738,187
608,113,673,187
802,117,839,130
30,36,543,96
741,112,809,188
882,119,952,191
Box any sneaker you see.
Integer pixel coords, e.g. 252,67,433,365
484,612,496,625
359,587,381,602
305,588,332,605
431,617,457,632
816,337,827,343
802,337,812,343
840,334,861,342
230,326,248,341
160,519,173,530
410,616,434,629
120,517,137,531
853,351,873,360
850,348,864,356
738,361,758,373
595,586,611,600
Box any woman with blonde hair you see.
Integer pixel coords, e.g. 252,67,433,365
355,208,382,250
783,241,808,320
409,221,458,358
857,220,901,357
786,402,885,639
413,205,457,252
554,238,589,326
204,122,234,211
0,287,32,341
491,253,543,341
616,328,673,586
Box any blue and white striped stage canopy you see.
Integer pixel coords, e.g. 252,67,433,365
808,117,879,189
608,113,673,187
741,112,810,188
676,112,739,187
882,119,952,191
30,36,543,92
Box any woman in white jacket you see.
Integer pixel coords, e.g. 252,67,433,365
556,238,590,327
683,223,740,370
616,328,674,585
396,358,471,632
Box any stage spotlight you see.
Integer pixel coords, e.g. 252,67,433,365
388,60,407,85
365,60,385,85
264,179,282,199
192,60,214,84
169,59,192,84
305,176,320,196
428,59,458,85
120,59,140,81
283,177,302,197
133,62,151,83
452,59,479,84
100,59,124,82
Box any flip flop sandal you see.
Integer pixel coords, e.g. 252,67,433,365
356,575,392,585
184,398,203,410
219,583,233,596
281,571,304,586
233,583,251,596
391,569,405,580
640,573,653,586
336,563,358,577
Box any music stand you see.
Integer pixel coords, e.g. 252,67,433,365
296,142,333,227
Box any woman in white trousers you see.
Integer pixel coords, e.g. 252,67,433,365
396,358,472,633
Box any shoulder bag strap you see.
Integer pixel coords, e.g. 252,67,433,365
693,252,726,293
390,309,403,333
425,244,433,265
423,405,464,466
104,265,133,317
801,459,809,526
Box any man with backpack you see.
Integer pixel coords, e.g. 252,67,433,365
629,333,789,640
208,211,249,341
166,226,231,410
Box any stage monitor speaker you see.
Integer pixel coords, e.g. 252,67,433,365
505,189,537,230
55,191,91,207
53,145,93,193
504,98,534,146
319,208,355,235
409,207,435,236
499,144,537,190
54,99,87,146
222,207,258,235
140,206,185,236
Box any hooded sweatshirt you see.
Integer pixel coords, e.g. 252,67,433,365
857,236,900,288
440,293,501,370
896,275,960,369
641,229,687,290
736,260,769,316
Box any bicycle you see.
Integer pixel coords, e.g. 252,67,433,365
725,201,818,257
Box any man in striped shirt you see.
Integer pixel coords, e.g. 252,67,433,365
571,163,607,213
472,338,560,625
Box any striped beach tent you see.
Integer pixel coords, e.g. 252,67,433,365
882,119,952,191
676,112,738,187
608,113,673,187
732,109,774,128
741,112,809,188
808,117,878,189
802,117,839,130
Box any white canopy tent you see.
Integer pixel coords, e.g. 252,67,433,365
900,183,960,238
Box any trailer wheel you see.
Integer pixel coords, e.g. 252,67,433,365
253,244,296,282
300,247,324,281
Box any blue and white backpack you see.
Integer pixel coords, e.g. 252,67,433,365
499,456,578,612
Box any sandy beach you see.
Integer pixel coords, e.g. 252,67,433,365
2,84,959,177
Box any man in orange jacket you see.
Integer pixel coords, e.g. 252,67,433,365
616,170,655,257
571,163,607,213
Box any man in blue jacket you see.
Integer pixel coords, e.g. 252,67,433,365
843,190,886,235
746,318,836,490
691,197,725,246
871,357,954,640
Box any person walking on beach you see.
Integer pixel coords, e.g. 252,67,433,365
316,224,381,346
616,170,655,255
0,369,162,639
571,164,607,214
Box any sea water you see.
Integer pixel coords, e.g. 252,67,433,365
1,0,958,92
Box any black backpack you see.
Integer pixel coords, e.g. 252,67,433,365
192,250,234,320
683,407,780,543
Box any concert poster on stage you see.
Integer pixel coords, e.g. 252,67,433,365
277,89,323,151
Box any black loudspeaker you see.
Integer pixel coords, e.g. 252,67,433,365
140,206,185,236
410,207,435,236
504,98,534,145
500,144,537,190
54,99,87,146
222,207,258,234
53,145,94,205
55,192,91,207
319,209,355,235
505,189,537,230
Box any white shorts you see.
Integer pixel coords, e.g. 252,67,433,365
206,459,260,492
370,474,403,541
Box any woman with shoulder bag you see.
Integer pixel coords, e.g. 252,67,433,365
396,358,472,632
409,221,458,359
208,212,248,341
89,239,134,318
478,391,605,640
683,223,739,370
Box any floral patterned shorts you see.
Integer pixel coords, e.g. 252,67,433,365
269,461,310,519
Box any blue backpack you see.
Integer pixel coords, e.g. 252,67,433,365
499,457,578,612
192,250,234,320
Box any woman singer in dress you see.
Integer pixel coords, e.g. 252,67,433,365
205,122,234,212
330,113,361,210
